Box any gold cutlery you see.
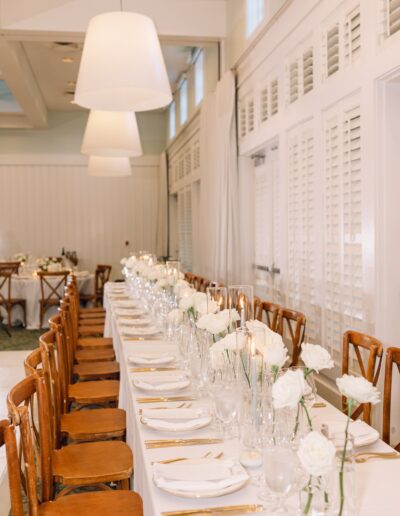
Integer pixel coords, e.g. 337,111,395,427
145,438,223,449
312,402,327,408
137,396,196,403
153,451,219,465
354,451,400,463
139,402,191,414
124,336,161,341
131,367,177,373
161,504,264,515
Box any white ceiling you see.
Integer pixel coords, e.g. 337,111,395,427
21,40,195,111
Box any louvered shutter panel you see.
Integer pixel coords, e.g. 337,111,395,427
239,100,247,139
193,138,200,172
260,86,268,122
303,49,313,94
178,191,186,264
271,79,278,115
389,0,400,35
179,155,185,180
184,187,193,270
289,61,299,104
248,98,255,132
327,25,340,77
344,7,361,63
185,147,192,177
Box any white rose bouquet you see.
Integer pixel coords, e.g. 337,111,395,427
246,320,289,375
196,309,239,340
209,332,238,370
301,343,334,374
336,374,380,516
167,308,183,325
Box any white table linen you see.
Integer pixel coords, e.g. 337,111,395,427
105,283,400,516
1,273,94,329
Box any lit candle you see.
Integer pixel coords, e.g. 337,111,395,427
240,297,245,328
250,337,258,424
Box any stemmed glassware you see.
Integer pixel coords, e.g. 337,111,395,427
227,285,254,329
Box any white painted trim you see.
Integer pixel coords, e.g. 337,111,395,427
0,154,160,167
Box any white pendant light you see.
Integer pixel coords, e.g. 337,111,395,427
81,110,142,157
88,156,131,177
75,11,172,112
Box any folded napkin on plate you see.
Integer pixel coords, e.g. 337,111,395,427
119,316,153,326
141,408,206,420
153,459,248,491
143,416,210,431
114,308,146,317
123,326,160,336
322,420,379,446
133,374,189,392
113,300,140,308
128,353,175,366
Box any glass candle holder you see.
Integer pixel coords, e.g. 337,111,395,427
206,286,228,313
228,285,254,329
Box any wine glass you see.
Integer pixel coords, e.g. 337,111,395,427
214,383,240,438
263,444,303,514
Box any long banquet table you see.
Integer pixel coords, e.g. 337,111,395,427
104,282,400,516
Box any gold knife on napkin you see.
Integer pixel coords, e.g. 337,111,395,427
161,505,264,515
145,438,223,449
137,396,196,403
131,367,177,373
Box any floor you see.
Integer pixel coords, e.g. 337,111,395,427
0,328,40,516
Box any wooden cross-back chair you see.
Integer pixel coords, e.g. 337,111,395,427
0,270,26,330
255,299,280,332
277,307,306,366
65,284,105,335
383,347,400,450
199,277,211,293
342,330,383,425
95,264,112,306
69,274,105,317
38,270,69,327
7,373,133,502
0,261,21,274
2,401,142,515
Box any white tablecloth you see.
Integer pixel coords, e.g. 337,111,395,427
105,283,400,516
0,273,94,329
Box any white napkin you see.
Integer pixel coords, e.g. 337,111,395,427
119,316,153,326
114,308,146,317
128,353,175,366
322,420,379,447
113,300,140,308
74,270,89,277
141,408,206,420
123,326,160,336
142,416,211,431
133,374,189,392
153,459,249,492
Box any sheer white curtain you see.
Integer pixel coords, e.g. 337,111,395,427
156,152,168,257
197,71,240,283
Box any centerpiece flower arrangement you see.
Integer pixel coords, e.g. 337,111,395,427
37,257,62,272
13,252,29,264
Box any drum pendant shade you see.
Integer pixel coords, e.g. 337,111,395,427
81,111,142,157
88,156,131,177
75,11,172,111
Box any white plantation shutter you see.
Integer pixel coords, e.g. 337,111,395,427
287,125,318,341
271,79,278,115
389,0,400,36
271,149,282,302
185,147,192,177
178,190,185,264
260,85,268,123
239,100,247,139
303,48,313,94
289,60,299,104
323,102,364,358
344,6,361,63
327,25,340,77
193,138,200,172
248,98,255,133
177,187,193,270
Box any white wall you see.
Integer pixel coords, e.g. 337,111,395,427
0,154,161,278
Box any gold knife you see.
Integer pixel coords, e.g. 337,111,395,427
145,438,223,449
137,396,196,403
312,402,327,408
131,367,177,373
162,505,264,515
123,336,162,341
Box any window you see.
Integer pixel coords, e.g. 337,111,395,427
169,101,176,140
179,80,188,126
194,50,204,106
303,48,313,94
327,25,340,77
246,0,265,37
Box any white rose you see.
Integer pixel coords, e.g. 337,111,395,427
155,278,168,289
297,431,336,477
193,292,207,313
246,320,288,370
167,308,183,324
126,256,137,269
336,374,380,405
173,279,189,295
120,257,127,266
272,368,305,409
179,294,194,311
196,313,228,335
177,287,195,301
209,332,237,369
301,343,334,373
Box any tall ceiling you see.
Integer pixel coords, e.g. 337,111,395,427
0,0,226,128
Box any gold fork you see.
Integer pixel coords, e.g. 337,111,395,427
355,451,400,463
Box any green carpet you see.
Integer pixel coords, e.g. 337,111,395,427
0,326,44,351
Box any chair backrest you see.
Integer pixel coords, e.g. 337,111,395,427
383,347,400,450
342,330,383,424
95,264,112,297
277,307,306,366
0,261,20,274
49,311,74,397
37,271,69,304
7,373,54,504
255,299,280,332
0,270,12,304
0,419,24,516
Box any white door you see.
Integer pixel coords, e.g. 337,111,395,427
253,145,280,300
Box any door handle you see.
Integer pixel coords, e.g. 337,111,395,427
253,264,280,274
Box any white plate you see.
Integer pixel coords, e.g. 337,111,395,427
141,415,211,432
132,378,190,393
128,354,175,366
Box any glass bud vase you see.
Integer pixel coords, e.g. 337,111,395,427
330,432,357,516
299,475,331,515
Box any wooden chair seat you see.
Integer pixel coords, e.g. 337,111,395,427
80,312,106,321
78,324,105,337
60,408,126,442
75,348,115,363
78,317,106,326
73,361,120,381
77,337,113,349
39,490,142,515
52,440,132,486
68,379,119,405
80,307,105,315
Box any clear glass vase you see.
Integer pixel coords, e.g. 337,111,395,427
299,475,331,515
330,432,357,516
